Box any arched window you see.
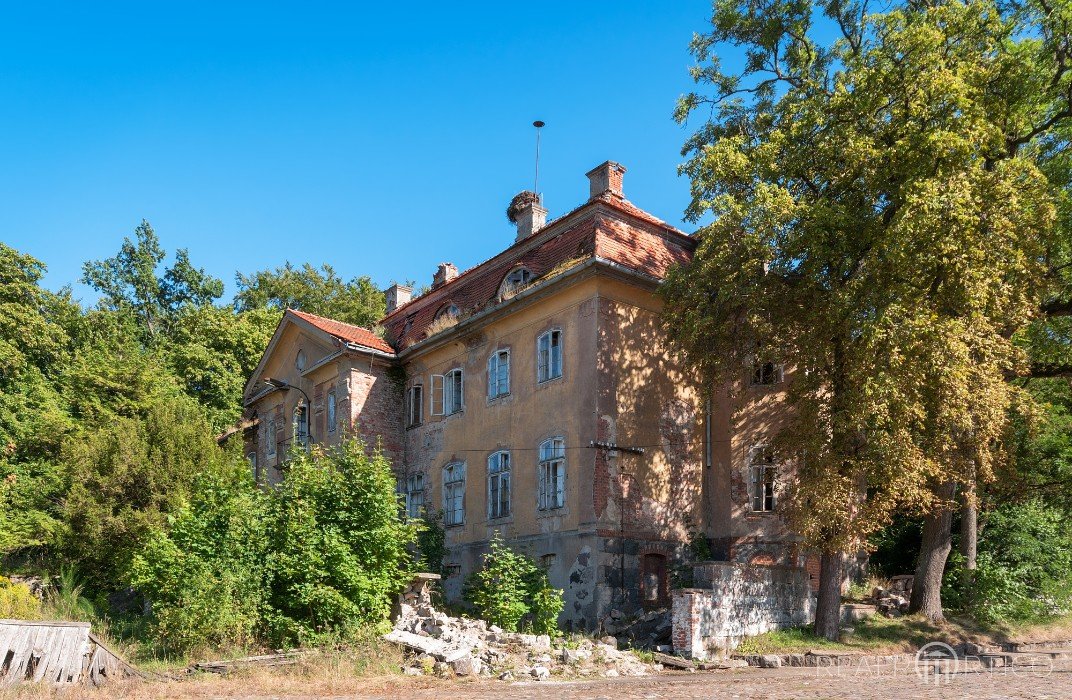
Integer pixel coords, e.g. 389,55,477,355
435,303,460,321
498,267,533,300
443,462,466,526
487,451,511,519
537,438,566,510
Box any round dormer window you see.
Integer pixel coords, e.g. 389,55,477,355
295,349,307,372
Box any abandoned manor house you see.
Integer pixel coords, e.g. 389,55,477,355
241,161,807,633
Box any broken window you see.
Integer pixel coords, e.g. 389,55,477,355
498,267,533,300
751,360,783,386
443,462,466,526
294,404,309,448
537,437,566,510
750,446,777,512
487,349,510,399
487,451,511,519
266,419,277,457
327,390,337,433
537,329,563,382
407,384,423,427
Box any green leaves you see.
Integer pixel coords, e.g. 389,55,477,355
464,533,563,635
234,262,385,328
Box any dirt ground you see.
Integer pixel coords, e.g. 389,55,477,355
4,662,1070,700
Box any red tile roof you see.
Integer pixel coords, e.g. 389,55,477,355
288,309,395,354
382,195,695,350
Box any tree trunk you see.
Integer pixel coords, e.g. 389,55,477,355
960,493,977,571
909,482,955,621
813,550,843,640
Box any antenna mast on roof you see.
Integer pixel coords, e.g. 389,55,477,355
533,120,545,200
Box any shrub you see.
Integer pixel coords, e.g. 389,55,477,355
464,533,563,634
416,512,446,576
261,442,416,646
944,500,1072,622
0,576,41,619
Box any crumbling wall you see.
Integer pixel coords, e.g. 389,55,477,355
672,562,815,660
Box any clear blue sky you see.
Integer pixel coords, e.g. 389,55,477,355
0,1,714,304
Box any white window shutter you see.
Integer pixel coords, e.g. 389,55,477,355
431,374,444,415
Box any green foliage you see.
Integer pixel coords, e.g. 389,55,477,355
234,262,385,328
415,512,447,576
62,394,226,593
464,534,563,635
944,501,1072,623
0,576,41,619
45,567,98,622
262,442,415,645
81,220,223,342
130,459,266,653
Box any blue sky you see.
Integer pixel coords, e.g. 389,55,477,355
0,2,713,303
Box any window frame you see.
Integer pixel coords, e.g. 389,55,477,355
266,419,277,457
406,473,425,520
326,390,337,433
442,462,466,527
293,404,310,448
487,450,512,520
443,368,464,415
537,329,563,383
487,348,510,399
537,437,566,511
749,445,777,512
407,384,424,427
751,360,784,386
498,266,533,300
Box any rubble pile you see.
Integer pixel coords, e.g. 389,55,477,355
602,607,672,651
385,575,654,680
870,575,914,617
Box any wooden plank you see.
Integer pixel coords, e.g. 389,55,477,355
0,620,89,628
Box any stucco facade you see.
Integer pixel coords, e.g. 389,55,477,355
241,161,805,631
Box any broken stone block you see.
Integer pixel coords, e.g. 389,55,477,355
535,634,552,651
531,665,550,681
758,655,783,668
600,635,618,648
498,670,514,681
451,654,482,676
404,666,422,676
603,669,619,677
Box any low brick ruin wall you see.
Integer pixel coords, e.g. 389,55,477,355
672,562,815,660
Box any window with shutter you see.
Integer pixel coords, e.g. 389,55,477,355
537,329,563,382
444,368,464,414
430,374,445,415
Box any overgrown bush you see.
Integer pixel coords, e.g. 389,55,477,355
0,576,41,619
131,440,416,653
416,512,446,576
262,442,416,645
944,500,1072,622
464,534,563,634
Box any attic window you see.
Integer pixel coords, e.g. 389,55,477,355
295,349,307,372
435,304,460,321
498,267,533,300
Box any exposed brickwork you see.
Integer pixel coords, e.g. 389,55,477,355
347,361,403,467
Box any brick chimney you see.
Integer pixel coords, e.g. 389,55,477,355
385,283,412,313
586,161,626,200
432,263,458,289
507,191,547,243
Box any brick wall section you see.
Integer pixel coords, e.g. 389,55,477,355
672,562,815,660
348,359,404,467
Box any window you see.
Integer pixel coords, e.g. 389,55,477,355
266,420,277,457
407,385,423,427
406,473,425,519
540,553,557,569
444,563,462,578
294,405,309,448
326,390,337,433
751,360,782,386
295,349,307,371
487,349,510,399
641,553,668,606
487,451,511,519
537,329,563,382
432,369,464,416
750,446,777,512
443,462,466,526
435,304,460,321
498,267,533,299
538,438,566,510
247,452,258,482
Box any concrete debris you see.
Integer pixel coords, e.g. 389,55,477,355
386,575,656,681
870,575,914,617
602,607,672,650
